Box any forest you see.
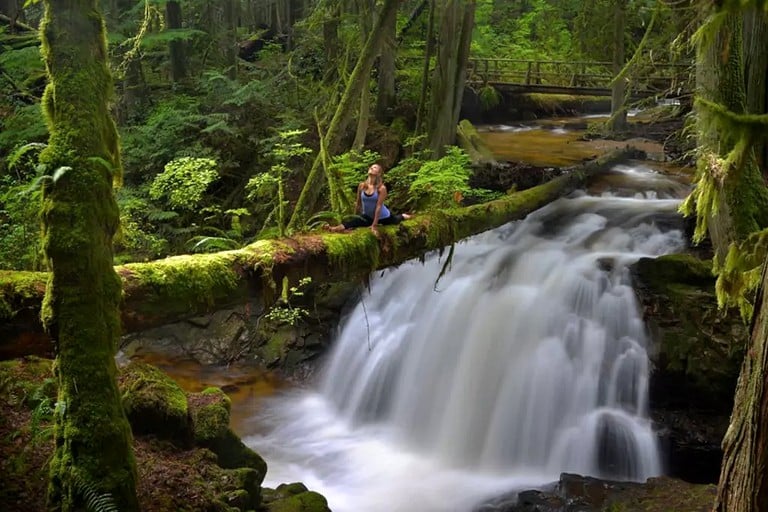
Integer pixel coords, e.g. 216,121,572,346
1,0,768,511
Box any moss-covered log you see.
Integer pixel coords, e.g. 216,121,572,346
37,1,139,510
1,148,640,348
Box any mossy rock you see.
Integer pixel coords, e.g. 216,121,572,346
189,387,232,443
262,483,331,512
187,387,267,484
631,253,746,412
118,361,192,445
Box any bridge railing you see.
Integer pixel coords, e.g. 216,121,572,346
466,58,691,96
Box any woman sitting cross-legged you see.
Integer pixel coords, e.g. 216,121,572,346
327,163,411,234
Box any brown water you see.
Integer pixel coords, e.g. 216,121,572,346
128,352,286,436
478,118,677,167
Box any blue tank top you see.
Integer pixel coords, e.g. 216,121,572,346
361,188,390,219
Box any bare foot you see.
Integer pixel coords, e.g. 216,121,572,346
402,213,413,220
326,224,346,232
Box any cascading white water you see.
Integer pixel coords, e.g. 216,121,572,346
245,164,688,512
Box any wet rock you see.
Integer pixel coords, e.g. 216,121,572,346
475,473,715,512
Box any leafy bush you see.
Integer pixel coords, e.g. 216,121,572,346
408,147,474,210
149,157,219,210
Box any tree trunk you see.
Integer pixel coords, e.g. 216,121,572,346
375,0,397,123
743,7,768,174
714,260,768,512
416,0,436,133
608,0,627,133
695,11,768,264
287,0,401,230
425,0,476,157
38,1,139,511
166,0,187,83
353,0,374,149
222,0,238,79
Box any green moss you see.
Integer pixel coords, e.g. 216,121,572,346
263,483,330,512
189,387,231,443
122,252,244,315
0,271,47,320
119,361,192,444
323,230,380,273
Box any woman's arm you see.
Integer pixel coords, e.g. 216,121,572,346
371,185,388,232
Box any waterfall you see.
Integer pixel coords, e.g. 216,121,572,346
245,164,687,512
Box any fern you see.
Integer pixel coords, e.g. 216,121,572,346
72,472,120,512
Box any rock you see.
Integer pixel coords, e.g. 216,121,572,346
630,253,746,483
631,253,745,411
475,473,716,512
118,361,192,445
261,483,331,512
188,387,267,484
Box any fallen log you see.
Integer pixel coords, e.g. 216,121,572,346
0,147,642,353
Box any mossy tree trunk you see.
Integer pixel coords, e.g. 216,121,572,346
287,0,401,230
692,10,768,264
715,262,768,511
39,1,139,510
425,0,475,157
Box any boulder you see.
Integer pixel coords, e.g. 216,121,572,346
118,361,192,445
188,387,267,485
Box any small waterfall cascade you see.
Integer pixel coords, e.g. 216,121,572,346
245,164,688,512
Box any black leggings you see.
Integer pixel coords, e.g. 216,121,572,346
342,214,406,229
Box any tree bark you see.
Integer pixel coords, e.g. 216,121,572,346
715,261,768,512
3,148,639,344
38,1,139,511
287,0,402,230
743,7,768,174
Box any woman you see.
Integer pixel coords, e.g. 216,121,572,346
329,163,411,234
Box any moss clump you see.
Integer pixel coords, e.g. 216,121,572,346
188,387,231,443
187,386,267,482
0,271,47,321
262,483,331,512
323,230,380,273
119,361,192,445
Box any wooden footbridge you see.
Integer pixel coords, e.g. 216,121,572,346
466,58,691,99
